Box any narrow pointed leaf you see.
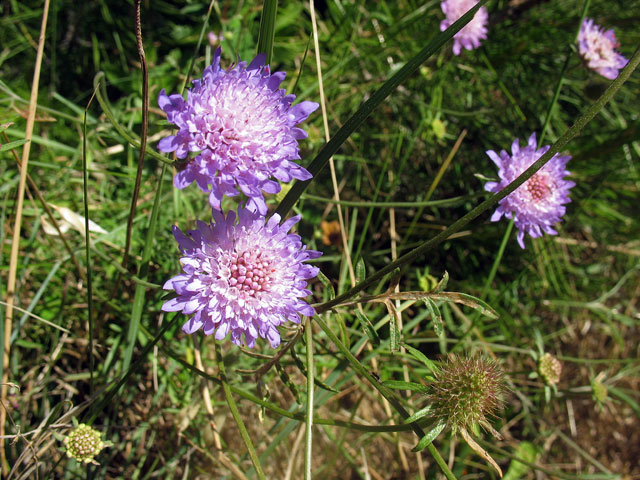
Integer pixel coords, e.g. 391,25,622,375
412,420,447,452
426,298,444,337
382,380,429,393
0,138,29,152
434,292,498,319
355,309,381,346
403,343,439,374
433,270,449,293
355,257,366,284
404,405,433,424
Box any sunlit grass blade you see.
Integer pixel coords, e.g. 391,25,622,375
256,0,278,64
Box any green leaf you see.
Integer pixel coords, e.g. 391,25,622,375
387,300,401,353
0,138,28,152
412,420,446,452
355,309,380,346
426,298,444,337
316,270,335,301
433,271,449,293
355,257,366,284
402,343,439,374
434,292,499,319
382,380,429,393
404,405,432,424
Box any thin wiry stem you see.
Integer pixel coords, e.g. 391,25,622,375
304,318,314,480
216,343,267,480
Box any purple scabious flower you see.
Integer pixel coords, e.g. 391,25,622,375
578,18,628,80
440,0,488,55
158,49,319,215
162,206,322,348
484,133,575,249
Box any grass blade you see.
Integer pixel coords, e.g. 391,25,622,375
257,0,278,64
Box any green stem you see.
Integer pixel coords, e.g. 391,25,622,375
304,318,314,480
314,315,457,480
315,41,640,315
82,94,95,394
216,343,267,480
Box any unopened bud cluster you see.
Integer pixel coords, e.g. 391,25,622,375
426,355,505,434
64,424,105,464
538,353,562,386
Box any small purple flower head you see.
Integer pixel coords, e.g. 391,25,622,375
578,18,628,79
158,49,319,215
440,0,488,55
162,206,322,348
484,133,575,249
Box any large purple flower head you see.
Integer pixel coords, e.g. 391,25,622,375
158,49,319,215
578,18,628,80
440,0,488,55
484,133,575,249
162,206,322,348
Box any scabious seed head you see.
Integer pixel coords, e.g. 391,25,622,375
484,133,575,249
426,355,505,434
538,353,562,386
440,0,489,55
64,424,105,465
157,48,319,215
162,205,322,348
578,18,628,80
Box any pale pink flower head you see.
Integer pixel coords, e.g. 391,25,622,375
484,133,575,249
162,206,321,348
440,0,488,55
158,48,318,215
578,18,628,79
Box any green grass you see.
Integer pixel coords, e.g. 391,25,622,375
1,0,639,478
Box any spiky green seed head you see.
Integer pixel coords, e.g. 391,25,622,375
426,355,505,435
538,353,562,386
64,424,105,464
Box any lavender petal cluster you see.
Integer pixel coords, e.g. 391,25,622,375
578,18,628,79
162,206,321,348
440,0,489,55
484,133,575,249
158,48,318,215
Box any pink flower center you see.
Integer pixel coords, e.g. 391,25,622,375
525,173,551,202
227,250,274,296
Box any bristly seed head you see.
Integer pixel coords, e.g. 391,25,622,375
426,355,506,436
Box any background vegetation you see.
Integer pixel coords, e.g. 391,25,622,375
1,0,639,478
